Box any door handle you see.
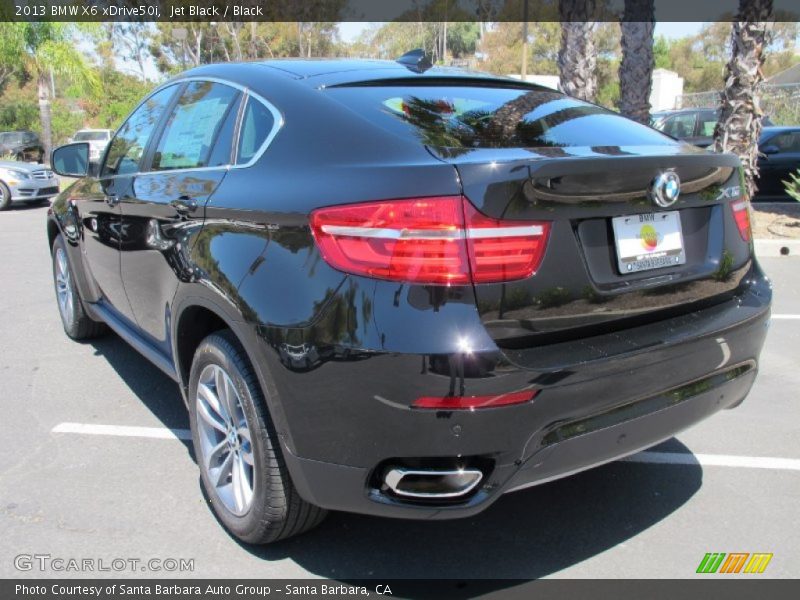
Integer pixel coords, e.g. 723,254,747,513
171,196,198,214
105,194,120,207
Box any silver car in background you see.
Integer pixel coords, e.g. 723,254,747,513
70,129,113,162
0,161,60,210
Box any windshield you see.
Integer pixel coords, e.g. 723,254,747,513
74,131,109,141
328,85,675,152
0,132,24,144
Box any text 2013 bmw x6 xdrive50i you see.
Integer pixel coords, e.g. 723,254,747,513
47,57,771,544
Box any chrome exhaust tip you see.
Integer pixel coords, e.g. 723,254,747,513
384,467,483,499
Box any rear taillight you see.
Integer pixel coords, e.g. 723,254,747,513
309,196,549,285
731,199,751,242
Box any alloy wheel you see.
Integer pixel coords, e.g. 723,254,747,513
195,364,255,516
55,247,74,328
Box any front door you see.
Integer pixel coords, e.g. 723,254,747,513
119,81,243,350
86,84,179,323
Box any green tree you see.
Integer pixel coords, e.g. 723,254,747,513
11,24,101,157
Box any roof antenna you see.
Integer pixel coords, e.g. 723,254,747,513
396,49,433,73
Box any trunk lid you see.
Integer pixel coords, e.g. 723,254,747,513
440,145,751,350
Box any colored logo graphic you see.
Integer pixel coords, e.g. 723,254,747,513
696,552,773,574
640,224,659,251
651,171,681,207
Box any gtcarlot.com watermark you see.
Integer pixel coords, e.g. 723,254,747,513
14,554,194,573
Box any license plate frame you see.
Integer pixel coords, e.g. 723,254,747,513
612,211,686,274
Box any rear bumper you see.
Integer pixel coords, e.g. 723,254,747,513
259,265,771,519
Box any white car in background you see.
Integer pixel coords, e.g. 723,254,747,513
69,129,114,162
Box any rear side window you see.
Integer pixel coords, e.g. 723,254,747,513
661,113,697,138
152,81,241,171
103,85,176,177
765,131,800,153
697,113,718,137
236,97,276,165
326,84,675,151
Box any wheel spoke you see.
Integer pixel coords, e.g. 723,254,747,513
214,367,234,423
232,453,253,511
197,384,227,432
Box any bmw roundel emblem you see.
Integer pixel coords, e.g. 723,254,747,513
651,171,681,208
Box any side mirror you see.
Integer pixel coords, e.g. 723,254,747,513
51,142,90,177
761,145,780,156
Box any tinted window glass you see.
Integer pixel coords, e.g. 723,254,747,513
766,131,800,153
661,114,696,138
697,113,718,137
327,85,674,151
74,131,109,141
152,82,240,171
102,86,175,177
236,97,275,164
206,94,242,167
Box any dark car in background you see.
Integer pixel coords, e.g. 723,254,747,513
46,57,771,544
652,108,774,148
755,126,800,200
0,130,45,163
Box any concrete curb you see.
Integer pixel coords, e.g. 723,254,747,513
754,239,800,258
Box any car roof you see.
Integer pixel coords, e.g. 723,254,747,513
653,108,717,116
178,59,548,92
761,126,800,135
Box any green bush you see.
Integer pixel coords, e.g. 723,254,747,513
784,169,800,202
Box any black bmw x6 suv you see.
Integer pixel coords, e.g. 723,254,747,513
47,57,771,544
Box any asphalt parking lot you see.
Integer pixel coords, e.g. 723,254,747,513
1,203,798,581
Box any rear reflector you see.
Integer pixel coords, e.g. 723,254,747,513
412,389,537,410
731,199,751,242
310,196,549,285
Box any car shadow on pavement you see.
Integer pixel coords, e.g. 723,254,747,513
89,334,703,585
88,335,192,455
246,440,702,584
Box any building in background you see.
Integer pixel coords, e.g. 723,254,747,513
650,69,685,111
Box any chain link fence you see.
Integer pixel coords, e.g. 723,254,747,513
678,83,800,126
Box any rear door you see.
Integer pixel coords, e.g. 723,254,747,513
119,80,243,351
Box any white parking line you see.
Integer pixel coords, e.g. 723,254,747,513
52,422,191,441
772,314,800,320
51,423,800,472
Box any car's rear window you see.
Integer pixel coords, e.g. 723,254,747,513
327,84,674,151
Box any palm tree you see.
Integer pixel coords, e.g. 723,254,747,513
20,24,100,159
557,0,599,101
712,0,773,198
618,0,655,124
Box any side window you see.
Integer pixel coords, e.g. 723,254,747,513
698,114,718,137
151,82,240,171
236,97,276,165
768,132,800,153
102,85,176,178
662,114,696,139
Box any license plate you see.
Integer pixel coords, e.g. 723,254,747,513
612,211,685,274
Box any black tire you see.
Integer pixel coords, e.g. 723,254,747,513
0,181,11,211
51,235,107,340
189,330,326,544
